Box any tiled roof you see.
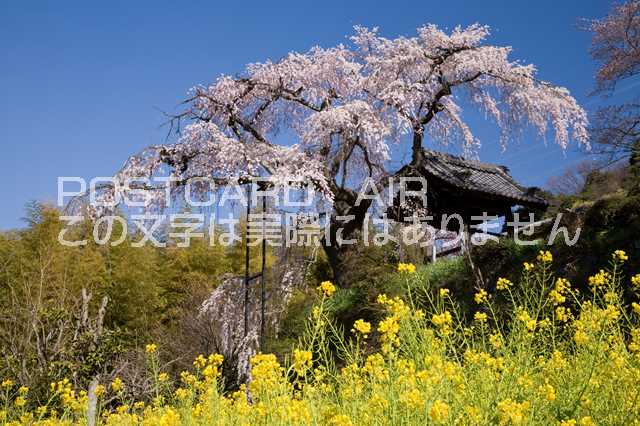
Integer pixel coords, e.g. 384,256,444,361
420,149,548,207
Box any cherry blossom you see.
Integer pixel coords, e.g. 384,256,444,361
88,22,589,233
588,0,640,91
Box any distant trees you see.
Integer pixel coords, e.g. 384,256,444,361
586,1,640,177
589,1,640,92
0,204,115,402
590,103,640,166
548,1,640,199
546,161,597,195
0,203,247,403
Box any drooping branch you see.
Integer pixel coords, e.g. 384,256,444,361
82,21,590,264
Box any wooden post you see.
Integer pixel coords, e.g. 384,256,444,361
243,183,252,338
463,223,486,290
87,378,98,426
260,194,266,351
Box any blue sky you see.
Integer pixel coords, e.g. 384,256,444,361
0,0,633,230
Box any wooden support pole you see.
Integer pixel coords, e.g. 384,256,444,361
260,195,266,351
463,223,486,290
243,183,252,338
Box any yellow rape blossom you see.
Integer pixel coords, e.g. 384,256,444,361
378,315,401,351
193,354,207,369
397,262,417,273
631,274,640,289
489,332,503,350
318,280,336,297
352,319,371,337
14,396,26,408
549,278,570,305
250,353,283,394
292,349,313,376
431,311,453,329
94,384,106,397
579,417,595,426
538,382,556,401
158,408,180,425
400,388,424,410
474,289,488,304
588,270,610,291
555,306,570,322
612,249,628,262
1,253,638,426
496,277,512,290
110,377,123,393
328,414,353,426
377,294,410,316
429,399,449,423
175,388,190,400
516,308,536,332
537,250,553,263
474,311,488,325
497,399,530,425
